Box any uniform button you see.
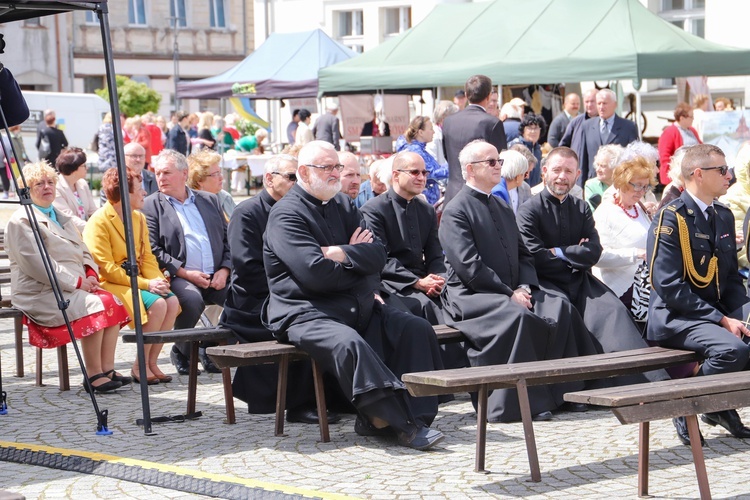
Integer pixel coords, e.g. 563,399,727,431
350,307,356,313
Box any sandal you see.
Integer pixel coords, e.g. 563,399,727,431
83,373,122,394
131,370,160,385
150,367,173,383
105,369,132,386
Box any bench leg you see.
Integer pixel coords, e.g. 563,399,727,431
275,354,289,437
311,359,330,443
35,348,43,387
186,342,199,416
686,415,711,500
14,316,23,378
516,379,541,482
475,385,488,473
638,421,649,497
57,345,69,391
218,340,235,425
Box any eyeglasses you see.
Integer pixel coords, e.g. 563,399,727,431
206,171,222,178
525,126,541,132
305,163,344,173
691,165,729,176
32,179,56,189
396,169,428,178
468,158,504,168
272,172,297,182
628,182,653,193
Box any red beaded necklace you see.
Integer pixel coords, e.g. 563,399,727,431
615,194,639,219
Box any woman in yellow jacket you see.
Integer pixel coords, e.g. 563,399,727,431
83,168,180,384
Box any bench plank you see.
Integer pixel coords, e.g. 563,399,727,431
121,327,233,345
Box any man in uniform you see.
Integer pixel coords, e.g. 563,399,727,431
439,140,598,423
517,147,669,384
648,143,750,445
221,154,333,424
262,141,444,450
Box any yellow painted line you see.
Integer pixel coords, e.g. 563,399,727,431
0,441,359,500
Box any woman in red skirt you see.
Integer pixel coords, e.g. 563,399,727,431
6,162,130,393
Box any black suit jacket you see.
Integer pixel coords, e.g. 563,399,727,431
361,120,390,138
647,192,748,342
441,104,507,203
579,115,638,185
262,185,386,336
142,168,159,196
360,188,444,292
141,189,231,277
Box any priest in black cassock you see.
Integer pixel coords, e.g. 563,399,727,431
361,151,468,370
221,154,330,424
439,140,599,423
262,141,445,450
516,147,669,384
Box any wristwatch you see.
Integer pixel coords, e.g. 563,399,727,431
517,284,532,295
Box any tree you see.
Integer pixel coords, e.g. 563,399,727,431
96,75,161,117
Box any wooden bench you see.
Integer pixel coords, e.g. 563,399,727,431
205,324,466,442
402,347,700,481
564,371,750,500
122,327,236,424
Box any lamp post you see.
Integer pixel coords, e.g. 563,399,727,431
169,15,183,111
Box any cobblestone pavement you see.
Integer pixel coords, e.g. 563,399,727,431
3,319,750,500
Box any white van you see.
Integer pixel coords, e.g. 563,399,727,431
18,91,111,163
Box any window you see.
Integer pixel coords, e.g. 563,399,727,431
210,0,227,28
383,7,411,37
336,10,363,38
128,0,147,26
85,11,99,24
658,0,705,87
170,0,187,28
84,76,104,94
23,17,41,27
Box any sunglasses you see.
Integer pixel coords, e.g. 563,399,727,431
397,169,428,178
691,165,729,176
468,158,504,168
272,172,297,182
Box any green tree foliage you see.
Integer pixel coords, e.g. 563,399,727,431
95,75,161,117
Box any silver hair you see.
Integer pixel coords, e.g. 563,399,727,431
264,154,297,175
500,103,521,120
596,88,617,102
373,156,393,185
668,146,688,187
458,139,489,180
620,141,658,166
153,149,189,171
500,150,529,180
433,100,459,125
297,140,337,167
593,144,626,170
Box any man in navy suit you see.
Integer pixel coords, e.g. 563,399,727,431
142,149,231,374
578,89,638,186
441,75,507,204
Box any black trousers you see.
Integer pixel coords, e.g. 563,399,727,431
171,276,228,357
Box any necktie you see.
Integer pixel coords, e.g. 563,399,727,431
705,206,716,236
599,118,609,143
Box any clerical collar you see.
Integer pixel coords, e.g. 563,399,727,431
543,186,568,204
390,188,412,207
466,183,491,197
259,188,277,206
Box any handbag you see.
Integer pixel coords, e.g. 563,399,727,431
630,261,650,321
38,134,51,158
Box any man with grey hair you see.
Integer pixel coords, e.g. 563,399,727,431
263,140,445,450
312,102,342,150
440,140,598,422
579,89,639,185
338,151,362,200
355,158,391,208
221,154,331,423
142,149,231,375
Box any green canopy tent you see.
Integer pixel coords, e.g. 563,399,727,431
319,0,750,95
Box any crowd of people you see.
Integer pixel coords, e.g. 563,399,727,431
6,74,750,451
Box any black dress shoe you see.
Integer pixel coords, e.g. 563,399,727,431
354,415,394,437
701,410,750,438
286,408,342,425
397,426,445,451
532,411,553,421
170,345,197,376
198,347,222,374
560,402,589,413
673,417,705,446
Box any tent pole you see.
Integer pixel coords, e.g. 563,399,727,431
633,79,643,140
98,4,154,436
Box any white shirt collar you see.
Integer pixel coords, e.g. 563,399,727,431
467,182,490,196
685,188,712,218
